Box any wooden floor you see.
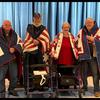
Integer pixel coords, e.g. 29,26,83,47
4,76,100,98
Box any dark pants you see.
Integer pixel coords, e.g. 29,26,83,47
0,60,17,93
57,64,74,75
29,50,44,70
23,50,44,90
80,57,99,92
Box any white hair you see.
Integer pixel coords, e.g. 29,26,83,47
62,22,70,29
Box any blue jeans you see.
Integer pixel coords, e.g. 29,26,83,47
0,60,17,93
80,57,100,92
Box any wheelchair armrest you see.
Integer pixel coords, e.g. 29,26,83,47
58,65,75,68
30,64,49,68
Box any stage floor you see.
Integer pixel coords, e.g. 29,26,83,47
4,76,100,98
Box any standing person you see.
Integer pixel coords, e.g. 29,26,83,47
23,13,50,91
0,20,23,97
50,22,78,88
76,17,100,97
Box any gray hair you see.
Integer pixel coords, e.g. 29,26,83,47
62,22,70,29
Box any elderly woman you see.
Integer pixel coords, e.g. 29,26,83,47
50,22,78,89
50,22,78,67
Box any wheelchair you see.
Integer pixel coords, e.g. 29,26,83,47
54,64,82,98
23,52,56,98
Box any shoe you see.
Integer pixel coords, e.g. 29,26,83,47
94,91,100,97
9,90,18,96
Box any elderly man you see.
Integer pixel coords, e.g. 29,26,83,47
76,18,100,97
0,20,23,97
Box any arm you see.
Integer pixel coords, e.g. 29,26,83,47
10,34,23,55
49,34,59,58
86,34,94,43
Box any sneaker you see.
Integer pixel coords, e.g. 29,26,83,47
9,90,18,96
94,91,100,97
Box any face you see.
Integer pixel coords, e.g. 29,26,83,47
85,18,94,31
33,17,41,27
2,20,12,32
62,23,70,34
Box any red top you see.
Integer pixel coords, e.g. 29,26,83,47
57,37,74,65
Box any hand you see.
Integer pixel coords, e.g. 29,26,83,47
33,39,39,45
86,35,94,43
9,48,15,53
49,50,57,58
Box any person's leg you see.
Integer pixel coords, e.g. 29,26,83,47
56,64,63,88
36,51,44,70
23,53,30,91
89,58,99,92
0,65,8,98
28,53,39,91
8,60,18,96
36,50,44,64
80,60,88,90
